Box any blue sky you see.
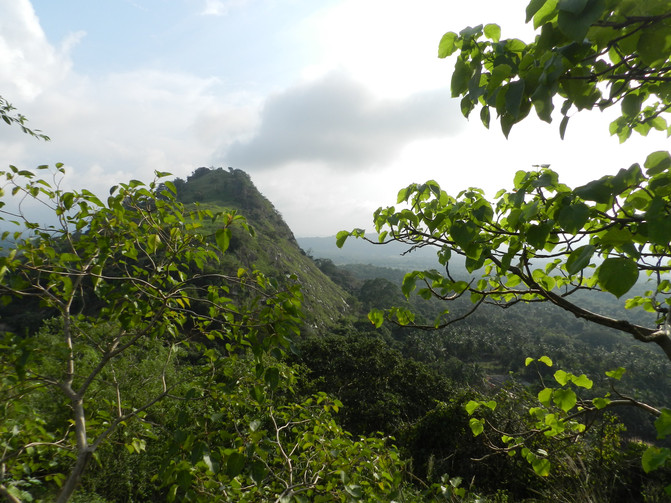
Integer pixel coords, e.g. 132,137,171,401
1,0,668,236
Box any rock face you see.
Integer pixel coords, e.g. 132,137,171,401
174,167,351,333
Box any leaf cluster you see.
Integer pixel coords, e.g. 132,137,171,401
439,0,671,139
0,166,304,502
0,96,50,142
339,151,671,360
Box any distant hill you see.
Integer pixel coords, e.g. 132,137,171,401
297,235,444,270
173,167,351,333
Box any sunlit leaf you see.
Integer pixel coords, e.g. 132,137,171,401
553,388,577,412
469,417,484,436
605,367,626,380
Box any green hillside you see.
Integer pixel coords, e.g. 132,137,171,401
172,167,351,333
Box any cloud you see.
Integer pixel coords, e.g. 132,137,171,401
19,69,227,187
0,0,79,101
0,1,258,200
223,72,461,171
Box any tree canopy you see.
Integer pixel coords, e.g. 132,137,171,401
338,0,671,486
438,0,671,140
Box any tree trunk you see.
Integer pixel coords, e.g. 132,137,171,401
55,397,91,503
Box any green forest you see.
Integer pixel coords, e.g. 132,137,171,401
2,1,671,501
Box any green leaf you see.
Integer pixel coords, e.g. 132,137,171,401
638,26,671,67
558,0,588,15
438,32,459,58
571,374,593,389
345,484,363,499
532,85,554,123
532,269,556,290
553,388,577,412
146,234,161,254
538,355,553,367
336,230,350,248
501,113,516,139
655,409,671,440
469,417,484,436
226,452,246,477
452,58,473,98
558,203,589,233
644,151,671,176
531,457,551,476
642,446,671,473
554,369,569,386
368,309,384,328
538,388,553,406
605,367,626,380
505,80,526,119
648,171,671,197
621,93,644,117
575,177,613,203
566,245,595,275
559,116,569,139
480,105,491,129
91,264,103,290
526,0,550,23
593,397,611,409
557,0,604,42
60,252,81,263
597,257,639,298
215,228,231,252
264,367,280,390
250,460,267,485
450,220,478,250
61,192,74,210
465,400,480,415
489,64,512,89
484,23,501,42
598,227,635,247
534,0,558,29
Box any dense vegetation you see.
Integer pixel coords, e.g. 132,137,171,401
2,0,671,501
1,167,669,502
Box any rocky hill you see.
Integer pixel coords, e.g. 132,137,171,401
173,167,351,333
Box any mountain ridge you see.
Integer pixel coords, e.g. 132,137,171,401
173,167,351,333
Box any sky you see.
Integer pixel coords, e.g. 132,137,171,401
1,0,669,237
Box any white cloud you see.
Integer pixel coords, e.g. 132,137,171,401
0,0,79,101
3,0,664,240
223,72,461,171
301,0,534,99
22,69,233,188
0,1,267,203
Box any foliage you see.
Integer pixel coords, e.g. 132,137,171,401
341,153,671,360
290,332,453,437
173,168,351,333
0,165,302,502
337,0,671,495
159,355,405,502
0,96,50,142
438,0,671,140
465,357,671,499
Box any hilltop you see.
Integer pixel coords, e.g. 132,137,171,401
172,167,351,333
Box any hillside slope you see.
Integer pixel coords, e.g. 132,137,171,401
173,167,351,333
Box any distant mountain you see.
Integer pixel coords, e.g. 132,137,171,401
173,167,351,333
